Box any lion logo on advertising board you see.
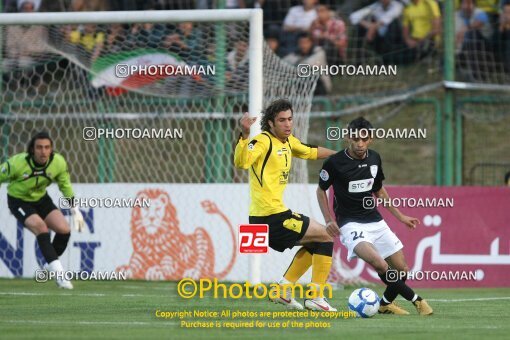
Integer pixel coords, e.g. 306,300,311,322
116,189,236,280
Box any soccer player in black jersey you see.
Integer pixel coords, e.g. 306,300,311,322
317,117,433,315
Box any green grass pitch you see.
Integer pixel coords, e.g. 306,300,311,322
0,278,509,339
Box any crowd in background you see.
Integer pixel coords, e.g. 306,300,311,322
2,0,510,95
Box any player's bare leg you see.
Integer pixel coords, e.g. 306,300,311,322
385,249,410,272
24,214,49,236
386,250,433,315
45,209,70,234
353,242,388,273
353,242,410,315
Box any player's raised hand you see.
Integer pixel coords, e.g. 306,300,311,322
400,215,420,230
240,112,257,139
326,221,340,237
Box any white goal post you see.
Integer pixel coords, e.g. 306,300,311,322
0,9,264,282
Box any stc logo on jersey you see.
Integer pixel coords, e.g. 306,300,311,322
348,178,374,193
239,224,269,254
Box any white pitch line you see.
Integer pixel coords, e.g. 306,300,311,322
0,292,169,298
121,293,167,297
0,292,43,296
426,297,510,302
0,292,106,297
0,319,178,326
120,285,174,291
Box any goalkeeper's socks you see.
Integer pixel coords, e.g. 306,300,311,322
36,232,58,263
47,259,74,289
52,233,71,256
46,259,65,273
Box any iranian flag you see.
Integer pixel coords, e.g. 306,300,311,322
90,48,201,96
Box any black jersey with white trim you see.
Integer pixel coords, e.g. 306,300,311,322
318,148,384,227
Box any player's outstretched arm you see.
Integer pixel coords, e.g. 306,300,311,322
289,136,336,160
373,186,420,230
317,147,336,159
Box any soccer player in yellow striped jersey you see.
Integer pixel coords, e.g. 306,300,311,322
234,99,337,311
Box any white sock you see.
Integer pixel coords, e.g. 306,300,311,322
47,259,64,273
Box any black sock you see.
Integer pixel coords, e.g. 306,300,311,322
394,280,416,301
379,270,418,303
378,272,399,305
52,233,70,256
413,296,423,304
36,232,58,263
393,271,421,302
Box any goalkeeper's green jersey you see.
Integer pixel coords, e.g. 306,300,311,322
0,152,74,202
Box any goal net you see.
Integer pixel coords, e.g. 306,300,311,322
0,10,320,284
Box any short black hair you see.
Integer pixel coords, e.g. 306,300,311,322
261,99,293,132
505,171,510,185
27,131,53,155
347,117,373,131
347,117,374,139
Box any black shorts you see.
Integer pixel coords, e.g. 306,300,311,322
7,193,58,224
249,210,310,252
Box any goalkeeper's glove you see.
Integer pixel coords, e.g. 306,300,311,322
70,206,85,233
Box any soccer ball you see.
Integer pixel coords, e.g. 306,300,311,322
348,288,380,318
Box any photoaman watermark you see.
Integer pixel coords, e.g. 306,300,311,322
177,278,332,300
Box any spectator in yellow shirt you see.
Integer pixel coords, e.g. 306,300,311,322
402,0,441,61
68,24,105,53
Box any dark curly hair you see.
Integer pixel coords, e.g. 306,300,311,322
27,131,53,156
261,99,293,132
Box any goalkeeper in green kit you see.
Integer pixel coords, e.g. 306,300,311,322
0,132,84,289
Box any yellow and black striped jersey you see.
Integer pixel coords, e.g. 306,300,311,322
234,131,318,216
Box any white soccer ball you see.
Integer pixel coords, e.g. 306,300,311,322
348,288,380,318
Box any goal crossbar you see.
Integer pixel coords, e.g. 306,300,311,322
0,9,263,136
